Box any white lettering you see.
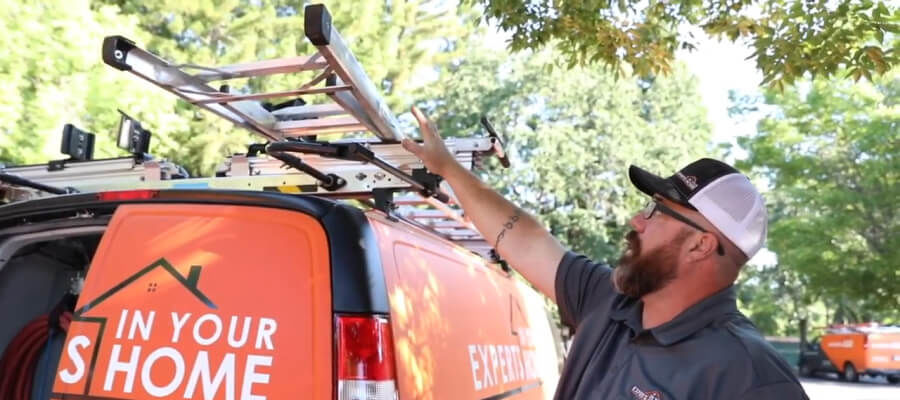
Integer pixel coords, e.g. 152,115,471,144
171,312,192,343
506,346,516,382
488,345,499,386
228,316,252,348
60,335,90,384
240,355,272,400
116,309,129,339
184,351,235,400
477,345,493,387
505,346,514,382
512,346,523,382
141,347,185,397
193,314,223,346
254,318,277,350
499,346,508,383
104,344,141,393
129,310,156,340
468,345,481,390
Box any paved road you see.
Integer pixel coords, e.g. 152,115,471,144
801,374,900,400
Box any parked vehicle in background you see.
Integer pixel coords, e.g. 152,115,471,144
798,323,900,384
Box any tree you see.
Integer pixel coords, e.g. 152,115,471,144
0,0,186,166
733,70,899,321
471,0,899,88
423,47,716,261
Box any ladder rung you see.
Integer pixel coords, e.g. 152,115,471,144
192,85,353,105
406,210,450,219
193,56,329,81
422,196,471,223
275,116,366,136
272,103,347,120
393,196,429,205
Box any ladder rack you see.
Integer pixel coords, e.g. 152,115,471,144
0,4,509,262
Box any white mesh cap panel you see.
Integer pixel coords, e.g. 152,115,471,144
688,173,767,258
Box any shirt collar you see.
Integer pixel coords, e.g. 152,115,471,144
610,285,739,346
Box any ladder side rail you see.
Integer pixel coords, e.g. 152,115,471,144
304,5,405,141
102,36,281,141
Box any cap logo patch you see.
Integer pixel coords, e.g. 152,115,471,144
676,172,698,190
631,386,663,400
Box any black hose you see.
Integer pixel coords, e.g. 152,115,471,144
0,173,70,195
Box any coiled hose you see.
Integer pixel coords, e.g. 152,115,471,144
0,311,72,400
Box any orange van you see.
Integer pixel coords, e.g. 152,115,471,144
0,189,562,399
799,323,900,383
0,4,563,398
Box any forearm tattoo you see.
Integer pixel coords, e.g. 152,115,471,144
494,210,521,250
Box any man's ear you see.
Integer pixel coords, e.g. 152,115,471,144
687,233,718,261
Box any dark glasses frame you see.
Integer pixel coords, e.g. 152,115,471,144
641,199,726,256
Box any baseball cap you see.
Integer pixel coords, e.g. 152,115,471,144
628,158,767,259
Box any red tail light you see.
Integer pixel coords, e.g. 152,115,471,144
97,190,159,201
336,315,398,400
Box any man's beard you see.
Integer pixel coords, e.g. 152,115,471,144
613,230,683,298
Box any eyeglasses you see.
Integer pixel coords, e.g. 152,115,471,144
641,200,726,256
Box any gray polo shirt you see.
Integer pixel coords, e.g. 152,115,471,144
554,251,809,400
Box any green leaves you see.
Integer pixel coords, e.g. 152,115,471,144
470,0,899,89
423,48,715,261
734,70,900,323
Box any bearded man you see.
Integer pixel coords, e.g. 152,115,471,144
403,108,809,399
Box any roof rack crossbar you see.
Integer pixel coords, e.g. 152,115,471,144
267,141,449,203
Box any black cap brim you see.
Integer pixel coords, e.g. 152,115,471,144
628,165,691,207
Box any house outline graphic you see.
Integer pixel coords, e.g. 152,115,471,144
53,257,217,399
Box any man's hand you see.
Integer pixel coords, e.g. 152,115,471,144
400,107,564,302
402,107,459,176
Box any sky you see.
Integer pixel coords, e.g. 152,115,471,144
677,33,764,159
483,26,764,155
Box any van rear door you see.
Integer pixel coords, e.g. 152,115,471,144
51,202,333,399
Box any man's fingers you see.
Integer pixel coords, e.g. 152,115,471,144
401,138,422,155
411,106,438,142
411,106,428,125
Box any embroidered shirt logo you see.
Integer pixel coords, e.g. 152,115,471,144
631,385,663,400
676,172,698,191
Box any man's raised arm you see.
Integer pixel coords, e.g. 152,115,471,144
402,108,565,302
